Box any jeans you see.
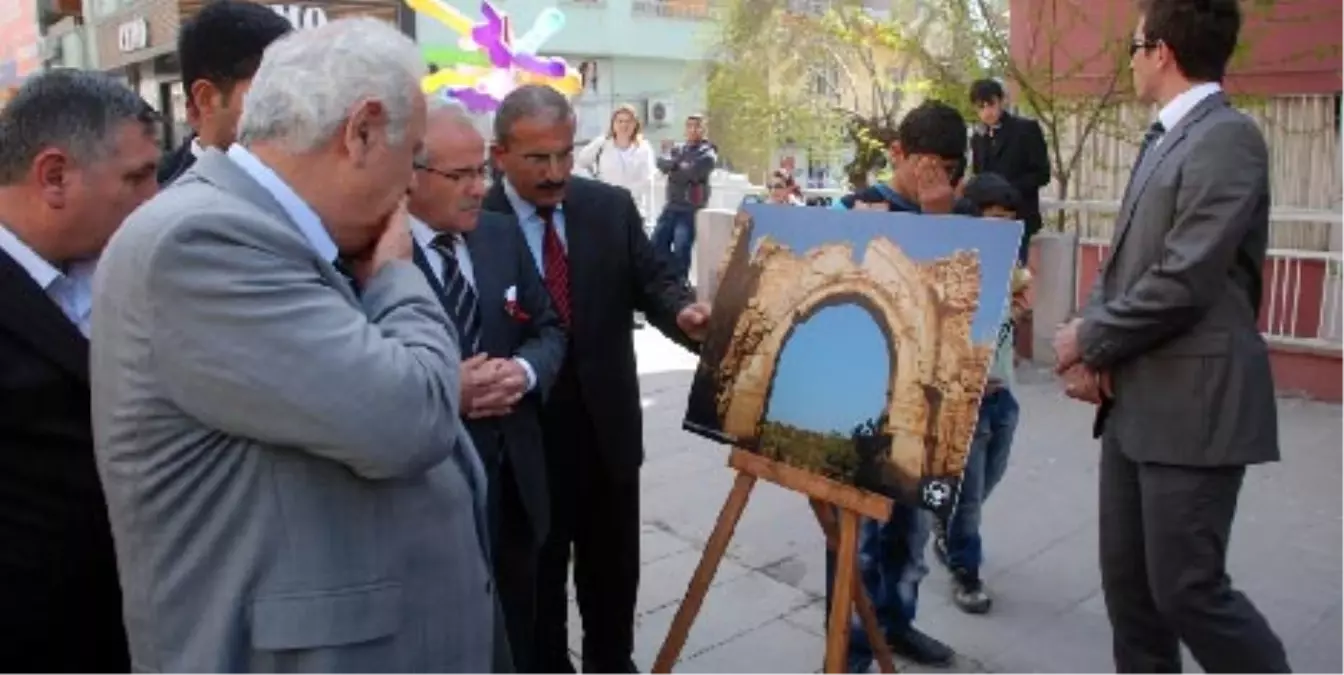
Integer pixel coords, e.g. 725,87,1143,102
651,207,697,283
824,502,932,672
945,388,1019,576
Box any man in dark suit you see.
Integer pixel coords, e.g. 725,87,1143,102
1054,0,1289,672
407,100,566,672
485,84,711,673
968,79,1050,263
157,0,291,186
0,70,161,672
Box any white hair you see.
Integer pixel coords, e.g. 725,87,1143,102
427,96,491,139
238,17,425,153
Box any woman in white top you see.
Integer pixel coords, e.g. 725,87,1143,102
575,104,656,221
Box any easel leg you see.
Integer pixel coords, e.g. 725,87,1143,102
811,501,896,674
824,510,859,673
651,472,757,673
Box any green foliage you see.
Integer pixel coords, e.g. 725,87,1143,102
756,412,890,486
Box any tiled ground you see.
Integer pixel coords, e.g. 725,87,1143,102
562,331,1342,673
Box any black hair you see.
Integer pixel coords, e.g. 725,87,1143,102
895,100,967,161
179,0,293,104
969,79,1005,105
0,70,159,185
1138,0,1241,83
493,84,573,144
962,172,1021,215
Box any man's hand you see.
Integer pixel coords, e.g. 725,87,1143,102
1060,363,1113,405
460,353,500,417
915,157,955,215
1052,317,1083,373
351,199,413,285
676,302,712,342
466,358,528,419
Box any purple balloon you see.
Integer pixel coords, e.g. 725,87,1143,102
471,3,512,69
513,53,567,78
447,88,501,113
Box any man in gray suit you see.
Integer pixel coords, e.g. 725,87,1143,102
407,100,566,672
1053,0,1289,672
90,18,496,673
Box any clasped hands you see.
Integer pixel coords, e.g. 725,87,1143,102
461,354,529,419
1053,317,1113,406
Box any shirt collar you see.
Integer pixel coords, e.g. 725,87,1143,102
0,222,62,290
1157,82,1222,133
409,215,461,250
189,137,206,158
225,143,339,263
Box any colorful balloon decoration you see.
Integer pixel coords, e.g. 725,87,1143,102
404,0,582,113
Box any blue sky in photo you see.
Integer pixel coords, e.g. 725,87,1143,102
742,203,1021,344
764,304,891,434
744,203,1021,434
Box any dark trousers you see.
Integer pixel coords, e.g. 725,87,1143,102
489,454,539,673
945,388,1019,576
1098,433,1290,673
533,371,641,673
651,207,697,283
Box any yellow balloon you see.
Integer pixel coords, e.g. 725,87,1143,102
516,69,581,96
403,0,474,35
422,69,486,94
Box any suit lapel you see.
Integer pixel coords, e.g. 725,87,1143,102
0,250,88,381
1109,93,1227,257
463,223,508,355
990,116,1014,160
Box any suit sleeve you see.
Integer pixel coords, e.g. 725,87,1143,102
509,223,567,400
1079,120,1268,369
1012,120,1051,193
147,221,461,480
624,189,697,351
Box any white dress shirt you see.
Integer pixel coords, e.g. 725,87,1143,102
410,216,537,392
225,144,338,263
1153,82,1222,148
502,178,566,278
0,223,95,337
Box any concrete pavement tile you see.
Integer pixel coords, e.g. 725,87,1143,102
642,447,729,493
991,604,1117,673
632,572,817,670
676,617,826,673
779,598,827,637
637,547,754,617
1286,602,1343,674
642,522,696,564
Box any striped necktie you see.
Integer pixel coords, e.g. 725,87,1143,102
429,234,481,356
536,206,572,328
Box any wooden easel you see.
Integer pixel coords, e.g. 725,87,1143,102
652,449,898,673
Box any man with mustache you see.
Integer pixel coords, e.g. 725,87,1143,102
407,99,566,672
484,84,711,673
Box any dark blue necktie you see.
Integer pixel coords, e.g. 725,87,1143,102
430,234,481,356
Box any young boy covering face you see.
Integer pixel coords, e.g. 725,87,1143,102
825,100,970,671
931,172,1029,616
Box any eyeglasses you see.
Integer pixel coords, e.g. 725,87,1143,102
414,161,488,182
1128,38,1159,58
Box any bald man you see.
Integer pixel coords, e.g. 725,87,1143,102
407,100,566,672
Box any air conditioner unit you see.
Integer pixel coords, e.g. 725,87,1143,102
647,98,673,128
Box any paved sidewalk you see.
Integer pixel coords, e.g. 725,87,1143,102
568,331,1344,673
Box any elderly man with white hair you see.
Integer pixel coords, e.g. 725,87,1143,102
90,18,495,673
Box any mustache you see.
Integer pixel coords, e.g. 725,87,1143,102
536,180,567,192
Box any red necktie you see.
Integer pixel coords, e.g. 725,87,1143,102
537,207,571,327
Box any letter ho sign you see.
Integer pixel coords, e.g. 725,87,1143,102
268,3,329,30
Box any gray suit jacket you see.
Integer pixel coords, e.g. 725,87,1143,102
1080,92,1279,467
89,151,495,672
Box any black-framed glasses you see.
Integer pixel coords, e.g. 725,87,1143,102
1128,38,1159,58
413,161,489,181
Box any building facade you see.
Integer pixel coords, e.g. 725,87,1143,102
415,0,714,149
86,0,414,147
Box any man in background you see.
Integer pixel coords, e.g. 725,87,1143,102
91,20,495,671
652,113,717,284
409,99,566,672
0,70,160,672
157,0,292,185
485,85,710,673
968,79,1050,263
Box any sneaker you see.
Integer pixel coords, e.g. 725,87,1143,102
951,568,992,614
887,626,955,667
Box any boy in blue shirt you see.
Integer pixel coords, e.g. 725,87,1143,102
931,172,1029,615
824,100,969,671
